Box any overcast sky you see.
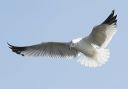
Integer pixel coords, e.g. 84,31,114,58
0,0,128,89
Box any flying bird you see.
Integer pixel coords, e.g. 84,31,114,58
8,10,117,68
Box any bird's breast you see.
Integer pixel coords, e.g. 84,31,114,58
75,39,96,57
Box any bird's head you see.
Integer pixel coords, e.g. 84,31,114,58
69,38,82,49
69,41,76,48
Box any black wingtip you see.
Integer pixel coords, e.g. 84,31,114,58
7,43,25,56
7,42,14,49
112,10,115,14
102,10,117,25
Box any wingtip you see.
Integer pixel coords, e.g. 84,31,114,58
111,10,116,16
112,10,115,14
102,10,117,25
7,42,11,46
7,43,26,56
7,42,13,49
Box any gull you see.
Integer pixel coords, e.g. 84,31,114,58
8,10,117,68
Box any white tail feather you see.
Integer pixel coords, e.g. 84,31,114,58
77,48,110,68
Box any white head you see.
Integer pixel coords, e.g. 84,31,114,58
72,37,82,43
70,37,82,48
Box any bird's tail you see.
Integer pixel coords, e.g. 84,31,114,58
77,48,110,68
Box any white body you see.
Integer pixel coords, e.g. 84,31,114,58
72,24,116,67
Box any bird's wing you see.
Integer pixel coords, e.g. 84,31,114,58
88,10,117,48
8,42,79,58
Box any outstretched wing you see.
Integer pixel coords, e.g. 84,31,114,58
89,10,117,48
8,42,79,58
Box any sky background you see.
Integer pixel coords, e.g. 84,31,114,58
0,0,127,89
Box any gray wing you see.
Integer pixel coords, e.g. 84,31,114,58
88,10,117,48
8,42,79,58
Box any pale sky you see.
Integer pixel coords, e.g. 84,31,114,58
0,0,128,89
